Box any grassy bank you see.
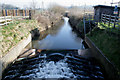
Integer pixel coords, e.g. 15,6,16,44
1,7,65,57
0,20,41,57
87,24,120,74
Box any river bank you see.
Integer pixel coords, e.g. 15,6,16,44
68,14,120,79
87,24,120,76
0,11,64,80
1,13,63,57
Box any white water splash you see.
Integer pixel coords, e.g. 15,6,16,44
34,60,75,79
20,54,76,79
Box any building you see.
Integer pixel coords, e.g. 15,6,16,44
93,5,120,22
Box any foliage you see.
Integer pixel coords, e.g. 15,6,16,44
87,26,120,74
98,23,120,35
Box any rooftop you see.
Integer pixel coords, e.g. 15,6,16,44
93,5,120,9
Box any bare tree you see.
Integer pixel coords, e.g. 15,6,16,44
30,0,37,9
48,4,66,14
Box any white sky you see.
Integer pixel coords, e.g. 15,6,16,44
0,0,119,8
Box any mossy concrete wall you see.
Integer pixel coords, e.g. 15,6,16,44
85,36,119,80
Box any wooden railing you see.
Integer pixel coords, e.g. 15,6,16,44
0,16,29,26
101,14,120,29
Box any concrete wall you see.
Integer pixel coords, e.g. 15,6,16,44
85,37,119,80
0,34,31,79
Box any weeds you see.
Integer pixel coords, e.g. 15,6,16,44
87,25,120,73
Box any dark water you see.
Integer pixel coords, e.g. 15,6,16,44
32,17,84,49
2,51,105,80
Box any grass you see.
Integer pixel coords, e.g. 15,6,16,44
87,24,120,75
98,23,120,35
1,20,39,56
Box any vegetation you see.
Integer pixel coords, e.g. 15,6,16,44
49,4,66,15
87,23,120,74
68,6,93,18
34,5,65,28
0,4,65,57
69,16,84,32
1,20,40,57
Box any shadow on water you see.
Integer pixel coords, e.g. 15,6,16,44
32,17,85,49
2,50,106,80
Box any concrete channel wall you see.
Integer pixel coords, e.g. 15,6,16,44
0,34,31,79
85,36,119,80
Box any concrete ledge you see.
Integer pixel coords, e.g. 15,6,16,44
0,34,31,79
85,36,119,80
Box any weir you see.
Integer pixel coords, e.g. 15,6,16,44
2,17,108,80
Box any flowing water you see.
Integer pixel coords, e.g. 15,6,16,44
2,17,105,80
2,52,105,80
32,17,84,49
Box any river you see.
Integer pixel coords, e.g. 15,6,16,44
32,17,84,49
2,17,105,80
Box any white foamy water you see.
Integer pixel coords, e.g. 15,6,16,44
35,60,75,79
35,54,76,79
20,54,76,79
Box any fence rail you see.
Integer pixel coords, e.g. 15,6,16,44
101,14,120,29
0,16,29,26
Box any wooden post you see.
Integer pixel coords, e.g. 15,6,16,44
27,10,29,16
108,15,111,27
2,9,6,16
104,14,106,24
17,10,19,16
113,15,117,28
23,10,25,16
101,14,103,23
13,10,15,16
10,10,13,16
7,10,9,16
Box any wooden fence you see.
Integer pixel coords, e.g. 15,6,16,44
101,14,120,29
0,16,29,26
1,9,29,16
0,9,35,26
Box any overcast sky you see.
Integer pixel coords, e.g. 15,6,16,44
0,0,119,8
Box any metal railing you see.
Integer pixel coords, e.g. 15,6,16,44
83,14,94,37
